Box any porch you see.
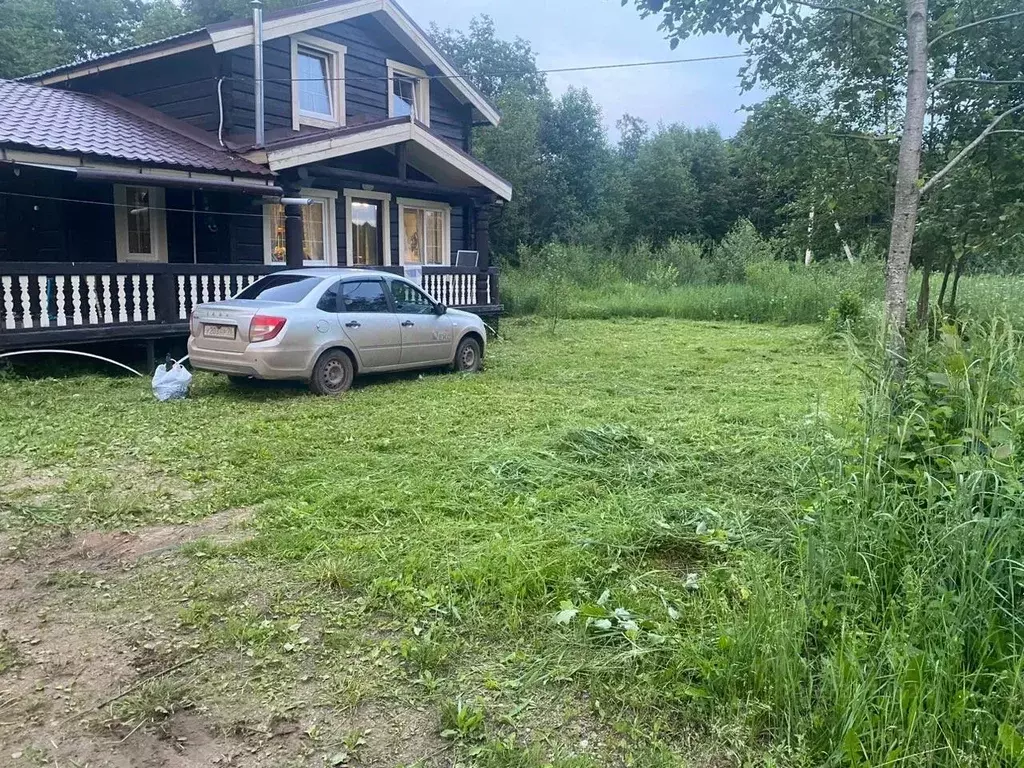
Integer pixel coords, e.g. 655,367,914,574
0,261,500,352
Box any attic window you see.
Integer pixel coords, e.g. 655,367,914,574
386,59,430,126
297,48,332,116
290,34,346,131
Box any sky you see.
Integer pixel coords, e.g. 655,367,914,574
401,0,760,140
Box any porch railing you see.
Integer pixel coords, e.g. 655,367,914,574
0,262,500,339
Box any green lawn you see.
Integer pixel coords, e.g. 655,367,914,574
0,318,849,766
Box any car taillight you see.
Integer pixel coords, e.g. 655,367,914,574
249,314,286,343
189,310,200,336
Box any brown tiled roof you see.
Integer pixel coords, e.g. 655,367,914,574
0,79,272,177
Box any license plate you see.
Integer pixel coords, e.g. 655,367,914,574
203,323,236,340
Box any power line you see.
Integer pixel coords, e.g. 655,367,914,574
231,52,752,84
0,189,269,219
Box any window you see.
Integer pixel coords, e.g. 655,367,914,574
341,280,390,313
344,190,392,266
290,34,346,130
263,189,337,266
114,185,167,263
317,280,341,312
386,59,430,125
297,48,332,116
398,198,450,266
389,279,437,315
236,274,323,303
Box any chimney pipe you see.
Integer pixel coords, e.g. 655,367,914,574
252,0,265,147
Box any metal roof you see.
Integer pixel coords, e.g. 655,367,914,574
17,29,208,82
0,79,272,177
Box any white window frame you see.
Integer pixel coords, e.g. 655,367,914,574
262,188,338,266
290,34,347,131
397,198,450,266
343,189,392,267
386,59,430,126
114,184,167,263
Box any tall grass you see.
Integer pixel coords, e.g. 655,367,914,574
505,251,883,326
503,233,884,325
708,320,1024,764
502,231,1024,328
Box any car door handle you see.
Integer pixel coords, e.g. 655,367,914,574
345,321,361,328
401,320,415,327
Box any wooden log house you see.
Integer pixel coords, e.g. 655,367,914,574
0,0,510,356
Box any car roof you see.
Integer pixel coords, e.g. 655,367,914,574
274,268,402,280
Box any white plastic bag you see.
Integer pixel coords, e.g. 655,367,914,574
152,362,192,401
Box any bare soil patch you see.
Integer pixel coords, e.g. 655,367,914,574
0,509,270,768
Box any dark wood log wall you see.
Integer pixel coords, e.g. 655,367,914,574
226,15,470,150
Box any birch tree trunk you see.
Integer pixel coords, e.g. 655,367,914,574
882,0,929,353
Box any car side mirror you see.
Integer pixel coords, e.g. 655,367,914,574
434,303,447,316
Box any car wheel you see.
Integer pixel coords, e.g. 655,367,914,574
453,336,482,373
310,349,354,396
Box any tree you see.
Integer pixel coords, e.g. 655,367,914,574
136,0,196,43
538,87,610,241
474,88,546,258
0,0,144,77
623,0,1024,349
428,15,547,102
616,113,649,161
626,129,700,244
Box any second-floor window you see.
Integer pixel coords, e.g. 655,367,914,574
386,59,430,125
290,34,346,130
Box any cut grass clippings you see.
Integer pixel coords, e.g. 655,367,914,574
1,318,850,764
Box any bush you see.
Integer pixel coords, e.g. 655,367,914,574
822,289,864,336
708,219,775,283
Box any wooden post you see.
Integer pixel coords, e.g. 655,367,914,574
396,142,408,180
285,200,304,268
474,202,492,306
154,268,178,323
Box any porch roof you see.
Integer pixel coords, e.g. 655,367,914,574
0,79,272,178
254,118,513,201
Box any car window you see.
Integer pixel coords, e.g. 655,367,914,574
236,275,322,302
389,280,436,315
341,280,390,313
316,280,341,312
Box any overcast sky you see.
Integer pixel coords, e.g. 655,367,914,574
401,0,758,141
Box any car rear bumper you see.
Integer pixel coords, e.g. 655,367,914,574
187,338,313,380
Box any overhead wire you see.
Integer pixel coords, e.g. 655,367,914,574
0,51,757,220
248,52,752,83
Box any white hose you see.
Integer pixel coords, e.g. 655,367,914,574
0,349,145,377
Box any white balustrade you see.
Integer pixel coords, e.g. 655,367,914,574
2,277,14,330
37,276,49,328
177,276,187,319
86,275,99,324
101,276,113,324
55,277,67,326
116,276,128,323
70,275,83,325
130,276,142,322
18,276,32,329
145,275,155,321
2,267,489,337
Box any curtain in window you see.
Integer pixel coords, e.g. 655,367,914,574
402,206,446,265
268,202,327,263
350,200,381,265
424,210,444,265
126,187,152,255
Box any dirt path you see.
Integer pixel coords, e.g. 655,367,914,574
0,510,280,768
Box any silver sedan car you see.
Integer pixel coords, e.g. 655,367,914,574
187,269,486,395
